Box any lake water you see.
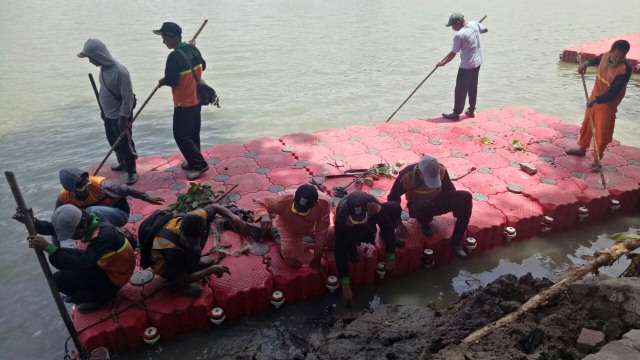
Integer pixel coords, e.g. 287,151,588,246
0,0,638,359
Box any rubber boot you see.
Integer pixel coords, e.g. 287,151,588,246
449,219,469,258
125,161,138,185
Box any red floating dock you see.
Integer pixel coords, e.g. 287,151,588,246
71,107,639,355
560,32,640,73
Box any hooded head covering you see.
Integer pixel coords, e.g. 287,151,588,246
77,39,115,67
59,168,89,197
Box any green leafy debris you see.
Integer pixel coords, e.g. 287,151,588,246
510,139,529,152
478,136,495,145
168,182,221,213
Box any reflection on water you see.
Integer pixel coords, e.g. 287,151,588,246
0,0,639,358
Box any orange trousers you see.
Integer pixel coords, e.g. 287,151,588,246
577,105,616,160
272,227,304,268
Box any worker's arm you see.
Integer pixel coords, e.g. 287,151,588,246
174,264,229,285
387,166,411,202
578,54,602,74
436,52,457,67
206,204,250,237
101,180,164,205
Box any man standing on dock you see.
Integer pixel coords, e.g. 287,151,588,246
438,13,488,121
78,39,139,184
155,22,210,180
565,40,632,170
387,156,472,258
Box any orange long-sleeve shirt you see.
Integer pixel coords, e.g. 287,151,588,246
253,190,331,256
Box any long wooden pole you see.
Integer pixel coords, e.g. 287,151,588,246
88,73,105,116
5,171,89,359
385,15,486,122
93,84,160,175
460,236,640,346
191,19,208,43
93,20,210,176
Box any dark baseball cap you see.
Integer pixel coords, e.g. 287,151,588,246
292,184,318,216
418,156,442,188
346,191,369,224
153,22,182,36
52,204,83,241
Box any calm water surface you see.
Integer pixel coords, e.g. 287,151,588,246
0,0,639,359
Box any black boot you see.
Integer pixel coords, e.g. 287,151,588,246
125,161,138,185
419,222,434,237
449,238,467,258
442,112,460,120
127,172,138,185
111,152,125,171
449,219,470,258
348,244,360,263
111,163,126,171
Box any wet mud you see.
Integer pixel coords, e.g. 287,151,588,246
229,274,640,360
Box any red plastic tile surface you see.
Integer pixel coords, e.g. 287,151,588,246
244,137,284,154
266,243,327,303
486,192,544,242
324,243,378,287
73,298,147,353
254,152,297,168
467,200,507,252
227,173,272,194
207,232,274,320
215,156,259,177
374,220,423,276
144,282,214,338
206,143,247,159
523,181,581,231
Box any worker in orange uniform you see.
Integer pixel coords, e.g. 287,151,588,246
253,185,330,273
565,40,632,171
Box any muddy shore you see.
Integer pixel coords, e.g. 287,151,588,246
225,274,640,360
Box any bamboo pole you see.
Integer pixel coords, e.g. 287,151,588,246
461,236,640,346
5,171,89,359
191,20,208,43
88,73,104,115
92,85,160,175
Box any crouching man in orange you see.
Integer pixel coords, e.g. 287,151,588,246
566,40,632,171
253,185,330,273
